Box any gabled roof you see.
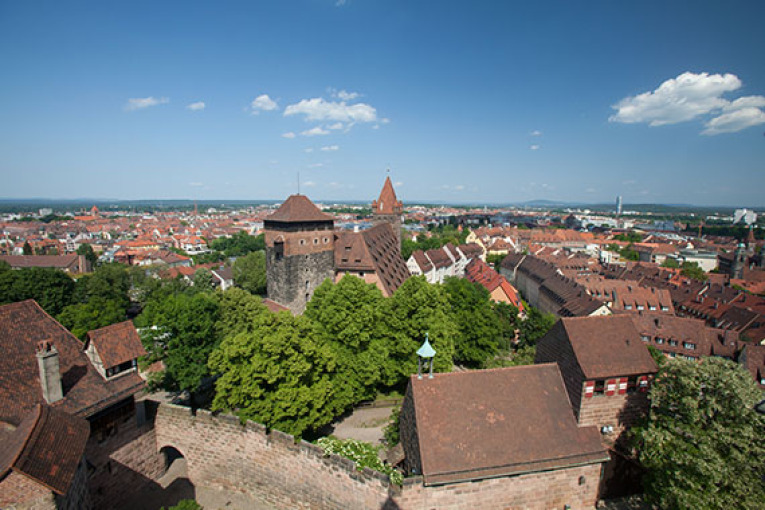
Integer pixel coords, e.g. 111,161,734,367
0,254,79,269
0,404,89,495
266,195,334,223
410,250,433,272
85,321,147,370
372,176,402,215
335,223,409,295
558,315,658,379
0,300,145,425
408,364,608,485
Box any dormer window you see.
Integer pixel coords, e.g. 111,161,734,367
668,339,678,347
655,337,664,344
683,342,696,350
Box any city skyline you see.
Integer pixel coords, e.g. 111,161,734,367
1,1,764,206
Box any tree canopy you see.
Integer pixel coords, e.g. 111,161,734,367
233,250,266,295
209,310,337,437
210,231,265,257
634,357,765,509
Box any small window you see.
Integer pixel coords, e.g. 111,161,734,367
624,305,633,310
299,239,306,246
661,306,669,312
668,339,678,347
593,380,605,395
685,355,696,361
637,305,644,311
669,352,676,358
358,271,364,277
683,342,696,350
641,335,650,342
655,337,664,345
323,237,329,244
649,305,656,311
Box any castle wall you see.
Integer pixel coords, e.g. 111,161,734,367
154,402,605,510
0,470,55,510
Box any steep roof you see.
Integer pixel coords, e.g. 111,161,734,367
0,404,89,495
559,315,658,379
0,300,145,425
85,321,147,370
335,223,410,295
266,194,333,223
0,254,79,270
372,176,402,215
408,364,608,485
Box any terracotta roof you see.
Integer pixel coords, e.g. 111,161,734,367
85,321,147,370
407,364,608,485
0,254,79,270
335,231,376,271
557,315,658,379
0,404,89,495
262,298,289,313
372,176,403,215
0,300,145,425
629,313,738,359
425,248,451,269
411,250,433,273
457,243,483,259
740,344,765,389
335,223,409,295
266,195,333,223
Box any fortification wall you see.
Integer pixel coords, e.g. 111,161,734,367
154,402,604,510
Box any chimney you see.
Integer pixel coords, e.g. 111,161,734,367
36,340,63,404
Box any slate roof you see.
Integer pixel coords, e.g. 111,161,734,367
558,315,658,379
407,364,608,485
85,321,147,370
0,404,89,495
0,300,145,425
266,195,334,223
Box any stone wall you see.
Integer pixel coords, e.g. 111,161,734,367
154,402,605,510
87,400,164,508
578,391,650,437
0,470,55,510
396,464,603,510
266,248,334,314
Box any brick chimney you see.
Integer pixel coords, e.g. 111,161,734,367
36,340,63,404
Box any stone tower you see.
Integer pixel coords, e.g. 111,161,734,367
731,242,746,279
265,195,335,314
372,176,403,250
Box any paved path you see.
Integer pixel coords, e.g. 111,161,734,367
329,405,394,445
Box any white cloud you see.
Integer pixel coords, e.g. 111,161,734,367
703,107,765,135
320,145,339,151
301,126,330,136
308,163,324,168
609,72,741,126
335,90,359,101
454,185,465,191
327,122,345,130
394,181,403,187
281,132,296,139
285,97,377,123
189,182,204,187
380,117,390,124
724,95,765,111
186,101,205,111
303,180,317,187
530,130,542,136
250,94,278,114
530,144,540,150
124,96,169,111
304,148,314,153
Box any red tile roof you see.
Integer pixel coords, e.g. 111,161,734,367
335,223,409,295
0,404,89,495
556,315,658,379
0,300,145,425
372,176,403,215
266,195,334,223
85,321,147,370
406,364,608,485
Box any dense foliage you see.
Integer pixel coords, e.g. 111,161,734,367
0,264,75,316
209,231,265,257
443,277,502,367
316,437,403,485
400,224,469,260
634,357,765,509
233,250,267,295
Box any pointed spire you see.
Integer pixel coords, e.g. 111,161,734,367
372,175,402,215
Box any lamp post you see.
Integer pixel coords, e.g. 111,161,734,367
417,332,436,380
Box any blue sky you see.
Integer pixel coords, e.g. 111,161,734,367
1,1,764,206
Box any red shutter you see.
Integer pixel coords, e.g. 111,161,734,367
605,379,616,396
638,376,649,392
584,381,595,398
618,377,628,395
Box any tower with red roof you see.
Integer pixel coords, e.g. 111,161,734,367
371,176,403,249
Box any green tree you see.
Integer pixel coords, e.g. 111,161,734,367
0,267,76,316
493,302,520,347
384,276,456,387
216,287,272,339
634,357,765,509
680,261,707,281
233,250,267,295
305,276,389,409
209,311,337,437
192,268,215,292
72,263,131,310
23,241,33,255
660,258,680,269
76,243,98,267
57,297,126,339
517,306,556,348
136,291,221,393
210,231,265,257
442,277,502,367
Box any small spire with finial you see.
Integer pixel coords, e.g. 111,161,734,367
417,332,436,380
